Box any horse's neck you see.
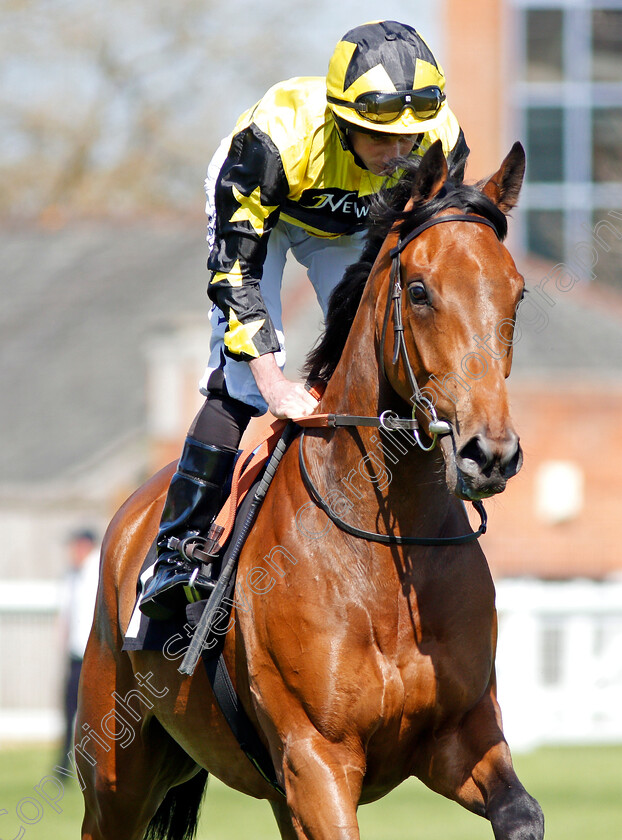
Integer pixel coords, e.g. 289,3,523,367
319,281,380,416
312,289,452,533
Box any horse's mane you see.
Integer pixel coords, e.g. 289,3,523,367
303,156,508,385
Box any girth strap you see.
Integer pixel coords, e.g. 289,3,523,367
202,653,285,796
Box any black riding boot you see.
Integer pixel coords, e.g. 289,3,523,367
139,437,237,620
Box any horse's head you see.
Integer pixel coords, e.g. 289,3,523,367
380,140,526,500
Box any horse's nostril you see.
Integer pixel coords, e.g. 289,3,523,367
458,434,523,480
501,438,523,478
458,435,493,472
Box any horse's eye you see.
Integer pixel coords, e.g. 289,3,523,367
408,281,428,305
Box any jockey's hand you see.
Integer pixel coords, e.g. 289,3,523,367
249,354,318,419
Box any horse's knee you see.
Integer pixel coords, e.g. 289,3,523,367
280,736,364,840
488,787,544,840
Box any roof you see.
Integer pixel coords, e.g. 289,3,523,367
1,221,210,483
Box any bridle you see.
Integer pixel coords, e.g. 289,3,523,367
298,210,502,546
380,212,501,448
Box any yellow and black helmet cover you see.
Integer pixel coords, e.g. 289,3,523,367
326,20,448,135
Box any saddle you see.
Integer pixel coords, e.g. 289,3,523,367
179,383,333,658
183,384,326,570
198,411,289,560
122,413,296,797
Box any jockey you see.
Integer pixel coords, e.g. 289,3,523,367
140,19,469,619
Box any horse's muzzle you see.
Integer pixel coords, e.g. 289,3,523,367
442,430,523,500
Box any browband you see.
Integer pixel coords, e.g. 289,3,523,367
390,213,500,258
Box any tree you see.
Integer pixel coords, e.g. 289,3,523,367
0,0,311,219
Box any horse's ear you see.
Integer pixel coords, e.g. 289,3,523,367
481,142,526,214
409,139,448,205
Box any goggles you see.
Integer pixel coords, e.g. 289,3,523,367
328,86,446,125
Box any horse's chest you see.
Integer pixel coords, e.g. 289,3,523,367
363,633,492,784
396,642,489,719
377,598,495,729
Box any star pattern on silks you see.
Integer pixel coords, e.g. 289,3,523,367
342,21,437,92
223,309,265,359
230,185,277,236
210,259,244,288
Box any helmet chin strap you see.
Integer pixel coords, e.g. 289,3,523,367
331,114,370,170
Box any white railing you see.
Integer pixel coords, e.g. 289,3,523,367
1,578,622,749
0,582,64,743
495,579,622,751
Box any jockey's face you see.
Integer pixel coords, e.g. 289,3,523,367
349,130,418,175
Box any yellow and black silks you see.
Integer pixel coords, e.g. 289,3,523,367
208,76,467,362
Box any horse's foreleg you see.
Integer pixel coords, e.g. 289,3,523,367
417,689,544,840
279,732,365,840
270,799,299,840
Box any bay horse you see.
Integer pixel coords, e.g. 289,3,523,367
76,140,544,840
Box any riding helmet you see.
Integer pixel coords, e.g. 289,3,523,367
326,20,448,136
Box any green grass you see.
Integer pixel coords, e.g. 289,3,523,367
0,743,621,839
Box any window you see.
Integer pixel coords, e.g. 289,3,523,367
592,209,622,284
592,9,622,81
535,460,584,524
526,9,564,81
526,210,564,262
513,2,622,289
592,108,622,181
526,107,564,182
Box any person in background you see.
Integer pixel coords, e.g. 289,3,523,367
140,19,469,620
56,528,100,771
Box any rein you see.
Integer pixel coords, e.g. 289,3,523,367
299,431,488,546
298,211,500,547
